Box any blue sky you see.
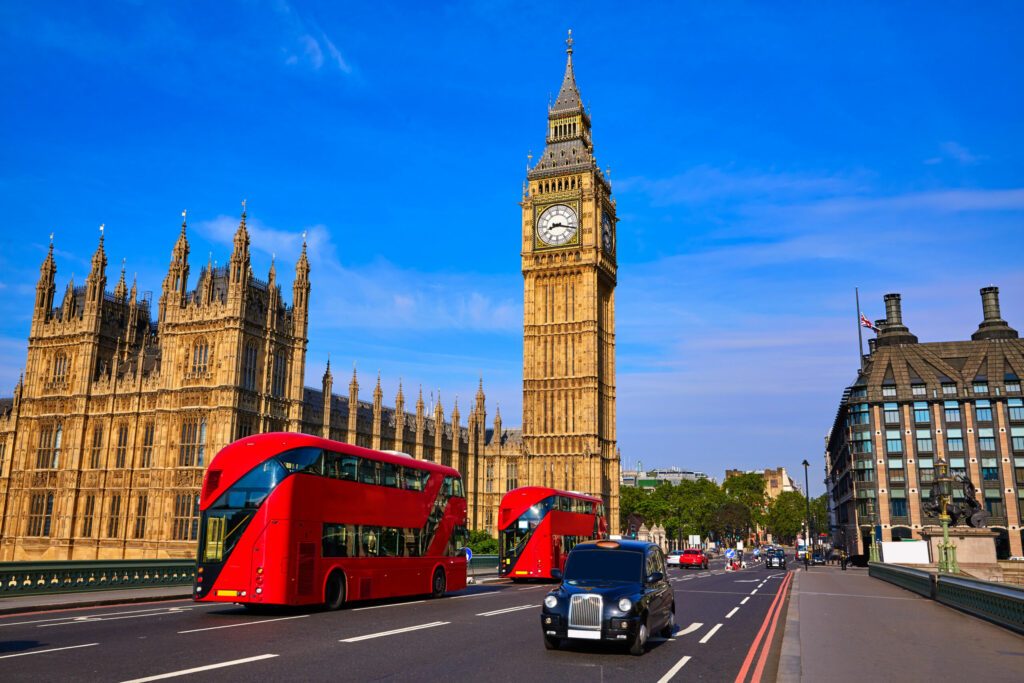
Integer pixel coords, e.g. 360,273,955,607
1,2,1022,494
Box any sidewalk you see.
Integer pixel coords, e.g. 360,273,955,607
778,565,1023,683
0,586,191,616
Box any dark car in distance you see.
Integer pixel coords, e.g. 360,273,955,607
765,549,786,569
540,539,675,655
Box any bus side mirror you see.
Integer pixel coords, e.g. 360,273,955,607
551,569,562,581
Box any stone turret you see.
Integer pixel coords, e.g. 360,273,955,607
875,293,918,347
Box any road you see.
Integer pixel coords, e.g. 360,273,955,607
0,558,792,682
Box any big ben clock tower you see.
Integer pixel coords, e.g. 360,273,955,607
521,31,620,526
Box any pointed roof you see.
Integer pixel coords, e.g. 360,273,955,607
90,225,107,276
39,238,56,278
551,30,583,115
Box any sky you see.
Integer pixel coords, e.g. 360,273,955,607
1,1,1022,495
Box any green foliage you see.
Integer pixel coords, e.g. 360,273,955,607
810,494,829,539
467,529,498,554
765,490,807,543
723,472,768,526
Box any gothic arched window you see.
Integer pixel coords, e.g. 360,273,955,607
271,350,287,398
52,351,69,383
191,338,209,375
242,341,258,391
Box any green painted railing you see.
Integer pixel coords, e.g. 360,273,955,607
0,560,196,598
936,574,1024,635
868,562,935,598
468,554,498,573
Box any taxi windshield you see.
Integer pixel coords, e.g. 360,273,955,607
564,549,641,584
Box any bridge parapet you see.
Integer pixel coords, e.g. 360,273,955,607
0,560,195,598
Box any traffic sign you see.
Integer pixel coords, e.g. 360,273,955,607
465,547,473,562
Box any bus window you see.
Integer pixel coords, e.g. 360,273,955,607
443,476,464,498
381,462,400,488
278,447,323,475
403,528,422,556
404,469,426,492
361,526,380,556
339,455,358,481
559,497,572,512
452,477,464,498
359,460,380,486
379,527,402,556
322,523,354,557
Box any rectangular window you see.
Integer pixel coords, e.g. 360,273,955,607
883,403,900,424
322,523,356,558
915,429,933,453
27,492,54,537
172,493,200,541
888,468,905,483
918,457,935,484
0,438,5,473
913,402,930,423
850,403,870,425
1007,382,1021,394
358,460,380,485
973,382,988,395
242,343,258,391
380,461,399,488
1012,427,1024,452
882,385,897,398
140,422,155,468
506,462,518,491
36,423,62,469
81,494,96,537
890,498,908,517
853,431,872,454
1009,399,1024,421
178,415,207,467
133,495,147,539
90,425,103,469
485,463,495,492
885,430,903,453
975,400,993,422
912,384,926,397
943,401,961,423
981,457,999,481
851,387,867,399
360,526,381,557
115,424,129,468
978,427,996,452
942,383,957,396
107,495,121,538
272,351,287,397
946,428,964,452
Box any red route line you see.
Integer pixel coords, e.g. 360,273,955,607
751,572,793,682
733,571,792,683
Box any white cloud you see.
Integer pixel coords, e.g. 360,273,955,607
300,34,323,69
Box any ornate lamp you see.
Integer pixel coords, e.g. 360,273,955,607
935,457,959,573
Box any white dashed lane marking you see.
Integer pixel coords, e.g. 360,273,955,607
699,623,723,644
726,607,739,619
340,621,449,643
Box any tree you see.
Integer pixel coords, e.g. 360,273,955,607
810,494,829,541
467,529,498,554
765,491,807,543
723,472,768,528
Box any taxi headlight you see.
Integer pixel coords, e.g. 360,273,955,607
544,595,559,609
618,597,632,612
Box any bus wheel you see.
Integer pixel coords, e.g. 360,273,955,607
431,568,447,598
325,571,345,610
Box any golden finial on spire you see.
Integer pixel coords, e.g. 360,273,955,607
49,231,54,244
241,198,247,215
566,28,573,55
99,223,105,237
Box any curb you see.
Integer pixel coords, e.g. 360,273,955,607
0,591,192,617
777,569,801,683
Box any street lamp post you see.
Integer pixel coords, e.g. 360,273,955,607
802,459,811,569
935,457,959,574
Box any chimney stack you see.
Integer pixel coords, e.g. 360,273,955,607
972,286,1018,340
875,292,918,346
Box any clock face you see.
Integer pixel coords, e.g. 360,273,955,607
601,212,614,252
537,204,579,246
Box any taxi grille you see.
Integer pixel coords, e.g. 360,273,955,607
568,594,602,629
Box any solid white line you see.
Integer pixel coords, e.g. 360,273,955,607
2,607,192,628
177,615,308,634
726,607,739,619
518,586,542,591
0,643,99,659
119,654,278,682
340,621,449,642
477,604,537,617
675,621,703,636
699,623,723,644
353,600,426,611
740,597,750,605
656,655,692,683
450,592,500,599
40,610,195,628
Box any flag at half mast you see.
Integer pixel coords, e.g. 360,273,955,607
860,313,878,332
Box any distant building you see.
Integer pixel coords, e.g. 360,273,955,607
725,467,798,500
621,466,708,489
825,288,1023,559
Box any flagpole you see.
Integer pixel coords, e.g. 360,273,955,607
855,287,865,370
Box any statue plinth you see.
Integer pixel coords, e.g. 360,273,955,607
920,526,997,566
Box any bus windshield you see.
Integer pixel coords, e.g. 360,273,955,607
500,497,554,559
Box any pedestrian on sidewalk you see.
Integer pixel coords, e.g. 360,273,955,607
841,549,848,571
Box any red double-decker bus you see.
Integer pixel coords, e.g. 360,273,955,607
498,486,607,580
194,433,468,609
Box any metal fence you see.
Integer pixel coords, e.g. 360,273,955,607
868,562,935,598
935,574,1024,635
468,554,498,575
0,560,196,598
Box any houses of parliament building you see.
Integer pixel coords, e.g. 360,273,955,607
0,34,620,560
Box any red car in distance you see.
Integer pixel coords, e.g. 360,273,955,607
677,548,709,570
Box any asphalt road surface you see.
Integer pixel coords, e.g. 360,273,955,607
0,558,792,682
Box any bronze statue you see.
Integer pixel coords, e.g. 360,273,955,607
921,474,988,528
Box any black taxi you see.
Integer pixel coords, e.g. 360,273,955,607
540,539,675,655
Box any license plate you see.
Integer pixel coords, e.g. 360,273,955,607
567,629,601,640
216,589,239,597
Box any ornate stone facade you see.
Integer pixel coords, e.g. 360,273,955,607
0,35,621,558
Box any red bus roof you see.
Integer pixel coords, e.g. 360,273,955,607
202,432,461,505
499,486,603,505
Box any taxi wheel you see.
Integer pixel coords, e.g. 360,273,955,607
629,617,648,656
543,634,561,650
660,607,675,638
431,568,447,598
